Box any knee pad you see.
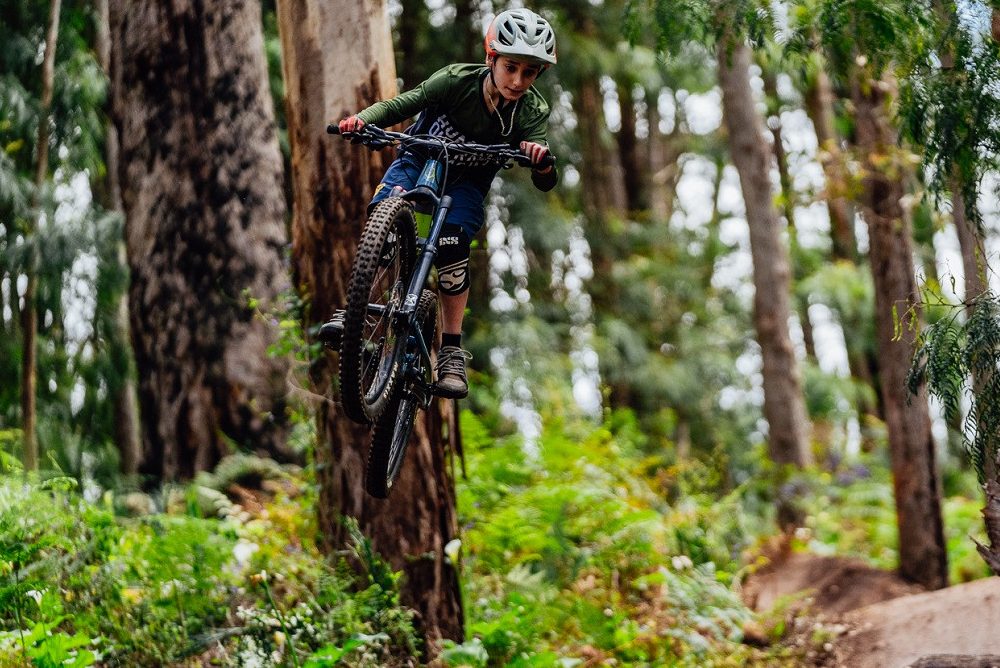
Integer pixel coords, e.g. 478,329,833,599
436,224,471,295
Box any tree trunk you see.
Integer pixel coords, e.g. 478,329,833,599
616,80,646,213
801,52,882,445
574,74,627,316
576,76,628,223
936,0,1000,567
645,88,683,224
276,0,463,651
802,62,856,262
762,69,818,363
96,0,142,478
21,0,62,472
951,179,986,306
396,0,428,89
851,70,947,589
451,0,479,63
110,0,292,483
717,39,811,470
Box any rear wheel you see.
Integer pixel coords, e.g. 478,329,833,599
366,289,437,498
339,198,416,424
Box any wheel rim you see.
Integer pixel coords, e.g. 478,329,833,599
360,237,407,405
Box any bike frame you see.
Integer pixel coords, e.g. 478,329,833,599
388,157,451,402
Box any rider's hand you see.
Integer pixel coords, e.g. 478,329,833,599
520,141,552,174
339,115,365,133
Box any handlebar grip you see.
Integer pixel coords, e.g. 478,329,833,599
326,124,341,135
516,153,556,169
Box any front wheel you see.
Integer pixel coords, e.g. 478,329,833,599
339,198,417,424
366,289,437,498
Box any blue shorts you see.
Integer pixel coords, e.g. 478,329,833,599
370,156,487,239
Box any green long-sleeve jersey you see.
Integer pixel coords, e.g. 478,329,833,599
356,63,557,192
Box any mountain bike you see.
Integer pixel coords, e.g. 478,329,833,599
327,123,554,498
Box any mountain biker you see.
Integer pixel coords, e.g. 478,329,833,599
323,7,558,399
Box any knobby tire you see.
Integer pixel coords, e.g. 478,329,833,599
366,289,437,498
339,197,416,424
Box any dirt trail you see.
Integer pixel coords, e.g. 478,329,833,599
744,552,1000,668
833,577,1000,667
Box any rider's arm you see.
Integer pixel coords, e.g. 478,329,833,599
520,110,558,192
355,66,454,128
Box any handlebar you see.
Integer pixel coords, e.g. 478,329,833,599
326,123,555,170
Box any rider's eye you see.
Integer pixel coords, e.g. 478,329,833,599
506,65,517,73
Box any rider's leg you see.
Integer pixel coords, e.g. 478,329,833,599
440,288,469,335
434,223,473,398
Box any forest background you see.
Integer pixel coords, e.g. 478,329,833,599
2,0,1000,665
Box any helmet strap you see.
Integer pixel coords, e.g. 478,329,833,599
487,57,499,91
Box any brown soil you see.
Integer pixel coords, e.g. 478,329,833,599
743,552,923,615
743,551,1000,668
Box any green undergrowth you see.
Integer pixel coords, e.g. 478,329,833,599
445,404,991,667
0,459,417,667
0,407,989,667
446,408,790,667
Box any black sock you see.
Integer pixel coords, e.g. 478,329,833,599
442,333,462,349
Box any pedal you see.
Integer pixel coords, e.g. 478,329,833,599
319,310,345,349
429,382,468,400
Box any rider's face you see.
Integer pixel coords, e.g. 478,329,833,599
490,57,542,101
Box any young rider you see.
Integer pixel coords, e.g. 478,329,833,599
324,8,558,399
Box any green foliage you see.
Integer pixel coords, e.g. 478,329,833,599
797,456,989,583
455,406,778,665
0,459,419,667
1,0,134,483
812,0,933,74
909,292,1000,483
631,0,775,55
898,2,1000,227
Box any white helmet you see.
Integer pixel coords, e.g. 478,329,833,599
484,8,557,67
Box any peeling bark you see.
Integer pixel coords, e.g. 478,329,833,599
276,0,462,649
110,0,292,482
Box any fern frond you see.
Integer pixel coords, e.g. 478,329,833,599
924,318,965,423
915,291,1000,482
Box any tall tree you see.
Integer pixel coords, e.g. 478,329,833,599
812,0,949,588
634,0,812,476
20,0,62,471
758,55,819,363
853,68,946,589
903,1,1000,573
95,0,141,478
785,10,882,448
716,20,812,471
275,0,463,651
109,1,292,483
